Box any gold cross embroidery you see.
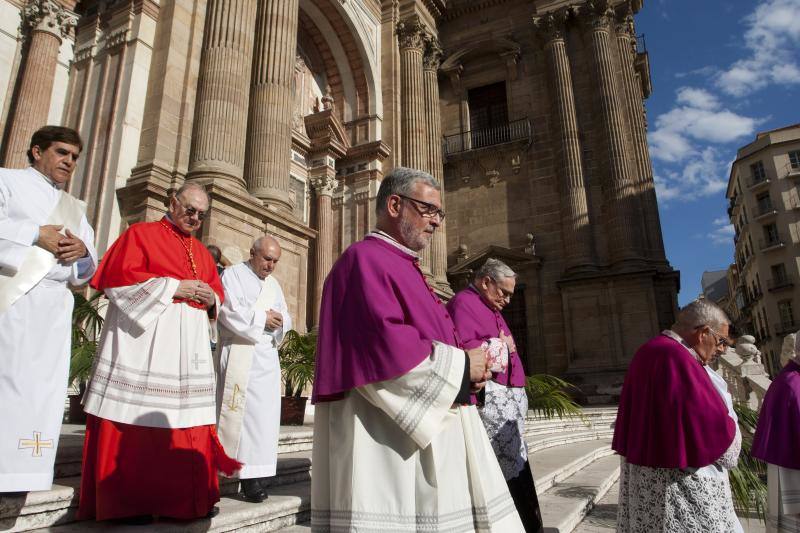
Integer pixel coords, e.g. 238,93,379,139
228,384,244,412
18,431,53,457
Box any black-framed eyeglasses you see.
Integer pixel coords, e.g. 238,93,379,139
488,277,514,301
396,194,446,220
177,201,207,221
696,325,732,348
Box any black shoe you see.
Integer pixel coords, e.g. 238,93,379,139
110,515,154,526
257,477,273,490
204,506,220,519
241,478,267,503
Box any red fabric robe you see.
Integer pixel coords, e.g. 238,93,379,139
78,218,238,521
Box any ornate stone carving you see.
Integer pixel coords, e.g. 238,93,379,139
396,16,427,51
532,9,569,43
310,175,339,196
22,0,77,39
422,35,443,71
581,1,614,33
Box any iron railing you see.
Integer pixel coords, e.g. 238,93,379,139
442,118,531,157
767,276,794,291
759,233,785,251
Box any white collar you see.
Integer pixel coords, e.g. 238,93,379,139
662,329,703,364
367,230,419,258
28,166,63,190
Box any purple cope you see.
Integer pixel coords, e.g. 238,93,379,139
752,361,800,470
312,234,460,403
447,285,527,387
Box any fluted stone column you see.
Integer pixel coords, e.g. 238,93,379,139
3,0,75,168
245,0,299,210
423,36,450,290
311,173,337,325
614,11,666,262
584,4,641,265
535,11,594,272
188,0,257,189
397,16,432,274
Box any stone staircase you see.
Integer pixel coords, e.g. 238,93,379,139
1,407,620,532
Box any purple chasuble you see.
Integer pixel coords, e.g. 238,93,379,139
447,285,526,387
312,234,460,403
752,361,800,469
612,334,735,469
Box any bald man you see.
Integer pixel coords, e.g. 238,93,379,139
216,236,291,503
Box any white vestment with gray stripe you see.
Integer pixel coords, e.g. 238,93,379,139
83,277,218,428
311,341,524,532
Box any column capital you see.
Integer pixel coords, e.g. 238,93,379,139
396,16,427,52
310,175,339,197
614,3,636,39
22,0,76,40
422,35,443,71
576,1,614,33
533,9,569,43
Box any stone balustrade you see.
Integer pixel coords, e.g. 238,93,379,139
713,335,772,411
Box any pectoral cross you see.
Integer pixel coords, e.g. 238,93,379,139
192,353,206,371
18,432,53,457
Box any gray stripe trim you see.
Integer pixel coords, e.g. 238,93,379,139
89,370,214,399
86,388,216,411
393,346,453,436
94,358,212,381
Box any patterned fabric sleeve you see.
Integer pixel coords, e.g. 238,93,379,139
356,341,465,449
717,427,742,470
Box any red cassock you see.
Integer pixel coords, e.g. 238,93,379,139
77,218,239,521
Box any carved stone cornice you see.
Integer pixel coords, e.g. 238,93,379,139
422,35,443,71
396,16,427,52
532,9,570,43
22,0,77,39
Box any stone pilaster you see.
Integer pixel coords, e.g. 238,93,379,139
534,11,594,272
310,173,337,325
2,0,75,168
583,2,641,266
397,16,432,274
188,0,257,189
614,8,666,263
423,35,451,292
245,0,299,211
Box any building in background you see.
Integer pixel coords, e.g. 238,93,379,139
0,0,678,389
727,123,800,376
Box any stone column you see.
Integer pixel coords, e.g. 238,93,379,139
2,0,75,168
614,10,666,263
244,0,299,211
583,4,641,266
397,16,432,274
187,0,258,189
310,173,337,325
423,36,450,291
535,11,594,272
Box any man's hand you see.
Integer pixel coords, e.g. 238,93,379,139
57,229,88,263
36,224,63,256
194,281,216,308
466,346,491,383
500,329,516,353
174,280,216,308
266,310,283,330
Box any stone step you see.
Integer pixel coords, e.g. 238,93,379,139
531,438,613,495
527,429,614,456
537,454,620,533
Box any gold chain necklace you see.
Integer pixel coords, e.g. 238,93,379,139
160,220,198,279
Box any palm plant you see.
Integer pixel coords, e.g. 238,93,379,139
730,402,767,523
525,374,583,419
278,329,317,398
69,291,105,390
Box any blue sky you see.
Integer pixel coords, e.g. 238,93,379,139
635,0,800,305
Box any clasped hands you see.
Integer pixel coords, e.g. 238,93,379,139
265,310,283,331
37,224,87,264
175,279,216,307
466,346,492,393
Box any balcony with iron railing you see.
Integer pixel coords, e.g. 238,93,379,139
759,232,786,251
786,161,800,178
752,202,778,221
747,173,771,190
442,118,532,157
767,275,795,292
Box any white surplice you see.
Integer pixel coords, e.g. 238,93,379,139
216,262,290,479
82,277,218,428
766,464,800,532
0,167,97,492
312,342,524,533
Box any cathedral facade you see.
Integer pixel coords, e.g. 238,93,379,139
0,0,679,390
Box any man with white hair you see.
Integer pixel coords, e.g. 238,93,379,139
216,235,291,503
752,331,800,531
613,299,742,532
311,167,524,531
447,258,542,532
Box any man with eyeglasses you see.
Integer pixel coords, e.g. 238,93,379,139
311,167,524,531
613,299,743,532
78,182,240,524
447,258,543,533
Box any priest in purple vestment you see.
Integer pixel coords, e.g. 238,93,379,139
613,299,742,531
752,330,800,527
310,167,524,532
448,258,543,533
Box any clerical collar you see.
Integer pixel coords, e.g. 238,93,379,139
28,166,64,190
163,215,190,236
367,230,419,258
662,329,703,364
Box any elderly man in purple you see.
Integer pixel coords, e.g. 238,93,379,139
447,258,542,533
311,167,523,532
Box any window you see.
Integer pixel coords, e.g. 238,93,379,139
751,160,767,183
771,263,788,284
778,300,795,330
790,150,800,170
756,192,773,214
468,82,509,148
764,223,780,245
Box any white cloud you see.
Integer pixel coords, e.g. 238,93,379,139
710,223,735,245
676,87,720,110
716,0,800,97
712,216,729,226
652,146,733,203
